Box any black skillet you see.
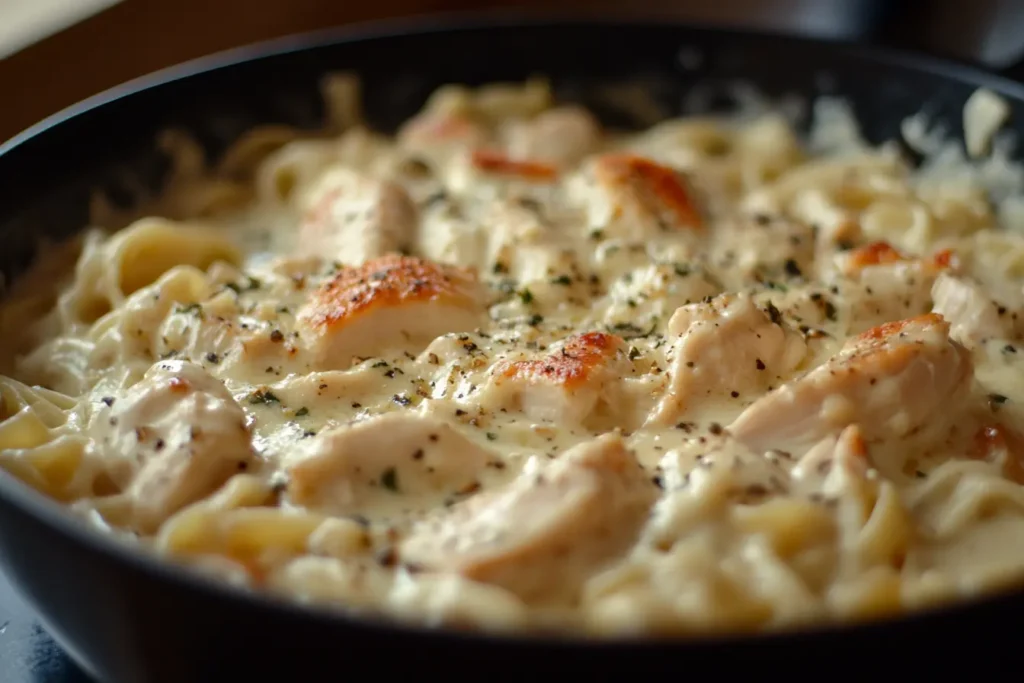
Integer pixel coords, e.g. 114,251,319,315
0,14,1023,682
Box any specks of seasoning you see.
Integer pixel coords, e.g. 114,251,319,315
1004,344,1017,354
675,422,695,433
154,438,165,452
351,402,362,409
392,394,412,407
381,467,400,492
836,238,855,251
708,422,724,435
455,409,467,417
765,302,783,325
412,449,425,461
823,301,838,321
294,407,309,417
652,475,664,489
753,213,772,226
550,274,572,286
589,229,605,241
492,261,509,275
730,391,740,398
519,288,534,305
372,360,389,368
485,432,498,441
376,547,398,567
528,313,544,326
101,396,115,407
301,430,317,438
783,259,802,277
174,302,204,318
205,352,220,364
989,393,1009,408
628,346,642,360
755,358,766,370
248,389,280,405
269,329,284,343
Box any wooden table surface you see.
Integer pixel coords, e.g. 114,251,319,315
0,0,846,141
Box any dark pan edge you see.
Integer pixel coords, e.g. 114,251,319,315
0,11,1021,657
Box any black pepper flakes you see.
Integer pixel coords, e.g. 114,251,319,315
381,467,400,492
755,358,766,370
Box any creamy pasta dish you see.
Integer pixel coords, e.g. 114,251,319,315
2,75,1024,636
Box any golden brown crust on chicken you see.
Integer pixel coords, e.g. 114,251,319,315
494,332,624,389
593,153,703,230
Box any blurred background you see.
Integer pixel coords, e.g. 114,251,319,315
1,0,1023,141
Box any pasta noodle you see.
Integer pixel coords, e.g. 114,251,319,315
1,74,1024,637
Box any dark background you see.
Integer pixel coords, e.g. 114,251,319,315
1,0,1023,141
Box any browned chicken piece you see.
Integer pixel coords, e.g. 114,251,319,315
295,168,418,266
296,254,486,368
578,153,703,238
729,313,973,454
88,360,254,532
399,433,658,603
285,412,497,516
483,332,630,426
468,149,559,183
397,110,489,152
834,241,958,334
504,106,602,166
931,272,1016,346
649,294,807,425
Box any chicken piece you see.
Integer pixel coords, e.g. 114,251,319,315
285,413,496,515
574,153,703,238
468,149,559,183
836,241,956,278
504,106,602,166
649,294,807,425
397,109,489,155
399,433,658,603
295,168,417,265
296,254,485,368
931,272,1014,346
833,241,957,333
483,332,629,426
729,313,972,455
88,360,254,532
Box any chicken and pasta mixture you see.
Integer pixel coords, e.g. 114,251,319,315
2,75,1024,636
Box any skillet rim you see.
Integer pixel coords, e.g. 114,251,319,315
0,10,1022,652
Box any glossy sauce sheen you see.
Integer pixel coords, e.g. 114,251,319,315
2,77,1024,636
